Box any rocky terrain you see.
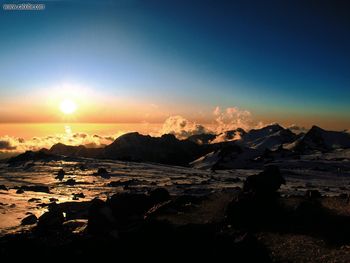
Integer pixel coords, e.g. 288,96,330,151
0,124,350,261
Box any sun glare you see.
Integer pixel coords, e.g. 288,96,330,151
60,99,77,115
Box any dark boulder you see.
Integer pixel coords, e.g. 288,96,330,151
0,185,8,191
19,185,50,193
149,188,170,204
107,193,153,226
243,165,285,196
72,192,85,200
28,198,41,203
65,179,76,185
226,166,286,228
94,168,110,179
37,202,64,232
16,189,24,194
21,214,37,225
55,169,65,181
97,167,108,175
8,149,56,164
87,198,118,237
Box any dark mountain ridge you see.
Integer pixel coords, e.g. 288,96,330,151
7,125,350,167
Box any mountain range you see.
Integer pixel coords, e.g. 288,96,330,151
8,125,350,169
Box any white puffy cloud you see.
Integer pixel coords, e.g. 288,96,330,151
160,115,208,139
0,131,122,155
213,106,260,133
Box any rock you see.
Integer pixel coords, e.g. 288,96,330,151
97,167,108,174
28,198,41,203
95,168,110,179
65,179,76,185
37,202,65,231
226,166,285,228
7,149,57,164
19,185,50,193
72,193,85,200
16,189,24,194
55,169,65,181
107,193,153,225
243,165,285,196
49,198,59,202
107,181,124,187
21,214,37,225
0,185,8,191
149,188,171,204
87,198,118,237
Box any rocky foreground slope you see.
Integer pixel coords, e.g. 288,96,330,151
1,165,350,262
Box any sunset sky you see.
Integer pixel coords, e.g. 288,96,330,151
0,0,349,130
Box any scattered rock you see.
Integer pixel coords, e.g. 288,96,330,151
107,193,153,225
49,198,59,202
37,202,65,232
243,165,285,196
95,168,110,179
107,181,125,187
0,184,8,191
87,198,118,237
55,169,65,181
28,198,41,203
226,166,285,228
21,214,37,225
19,185,50,193
72,193,85,200
16,189,24,194
65,179,76,186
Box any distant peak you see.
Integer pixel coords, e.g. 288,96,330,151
310,125,324,131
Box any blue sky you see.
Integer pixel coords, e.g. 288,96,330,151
0,0,349,128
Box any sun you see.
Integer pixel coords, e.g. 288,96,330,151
60,99,77,115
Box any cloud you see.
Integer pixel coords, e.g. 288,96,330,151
213,106,260,133
0,131,123,155
288,124,307,134
0,140,17,150
160,115,208,139
159,106,265,140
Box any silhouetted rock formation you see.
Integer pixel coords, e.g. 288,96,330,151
7,149,56,164
226,166,285,228
21,214,37,225
37,203,64,232
243,165,285,196
55,169,65,181
103,132,205,166
49,143,103,158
